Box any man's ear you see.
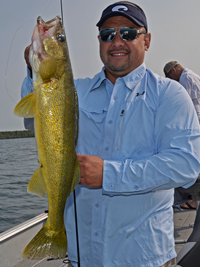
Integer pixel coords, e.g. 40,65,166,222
98,35,100,43
144,33,151,51
171,68,176,74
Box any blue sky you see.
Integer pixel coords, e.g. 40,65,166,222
1,0,200,131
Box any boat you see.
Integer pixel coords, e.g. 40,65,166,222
0,209,196,267
1,178,200,267
0,211,70,267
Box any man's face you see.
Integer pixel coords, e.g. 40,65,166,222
98,16,151,84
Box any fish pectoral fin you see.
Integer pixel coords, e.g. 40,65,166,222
14,92,35,118
39,57,57,82
28,167,47,197
70,157,81,195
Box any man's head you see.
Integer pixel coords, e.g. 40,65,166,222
97,2,148,32
163,61,185,81
96,2,151,84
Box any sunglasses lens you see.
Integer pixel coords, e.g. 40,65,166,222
120,28,137,41
100,28,139,42
100,28,115,42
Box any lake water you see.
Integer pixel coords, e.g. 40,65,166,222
0,138,48,233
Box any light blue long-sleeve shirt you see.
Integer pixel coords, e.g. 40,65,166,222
21,67,34,132
21,63,200,267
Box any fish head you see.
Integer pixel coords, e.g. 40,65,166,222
29,16,68,82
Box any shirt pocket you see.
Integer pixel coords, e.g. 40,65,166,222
78,104,108,154
80,104,107,125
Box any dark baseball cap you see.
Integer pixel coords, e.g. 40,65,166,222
96,2,148,32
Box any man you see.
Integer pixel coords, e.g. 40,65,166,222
164,61,200,123
21,45,34,131
164,61,200,210
22,2,200,267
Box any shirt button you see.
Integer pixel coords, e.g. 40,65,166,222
134,185,139,190
110,184,114,189
105,147,109,151
95,203,99,208
114,96,117,100
94,232,98,236
108,120,112,124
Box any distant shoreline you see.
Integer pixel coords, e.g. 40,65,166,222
0,130,34,140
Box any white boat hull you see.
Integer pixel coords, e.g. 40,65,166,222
0,213,48,267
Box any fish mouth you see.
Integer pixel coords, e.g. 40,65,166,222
30,16,62,72
31,16,61,46
36,16,61,38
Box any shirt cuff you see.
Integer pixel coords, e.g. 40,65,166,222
102,160,121,194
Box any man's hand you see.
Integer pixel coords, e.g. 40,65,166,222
77,154,103,188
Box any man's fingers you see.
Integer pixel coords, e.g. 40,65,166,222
77,154,85,162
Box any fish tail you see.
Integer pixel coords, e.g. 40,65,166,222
22,224,67,259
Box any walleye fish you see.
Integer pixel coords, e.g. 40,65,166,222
14,16,80,259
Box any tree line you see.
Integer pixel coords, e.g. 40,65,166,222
0,130,35,139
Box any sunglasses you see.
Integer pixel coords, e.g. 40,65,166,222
99,27,146,42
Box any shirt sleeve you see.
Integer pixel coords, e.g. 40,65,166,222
181,78,193,98
103,83,200,195
21,67,34,131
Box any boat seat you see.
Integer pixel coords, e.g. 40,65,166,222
169,177,200,267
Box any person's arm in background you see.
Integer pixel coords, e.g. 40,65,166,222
21,45,34,131
181,77,200,123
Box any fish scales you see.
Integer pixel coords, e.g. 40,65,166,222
14,16,80,259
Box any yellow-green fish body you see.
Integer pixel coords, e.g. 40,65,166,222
14,16,80,259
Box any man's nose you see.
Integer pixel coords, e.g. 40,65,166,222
111,32,125,47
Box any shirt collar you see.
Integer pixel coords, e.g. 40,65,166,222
91,63,146,91
90,68,107,91
121,63,146,90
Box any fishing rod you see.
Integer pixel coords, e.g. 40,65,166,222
60,0,64,26
74,189,81,267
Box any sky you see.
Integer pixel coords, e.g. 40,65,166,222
0,0,200,131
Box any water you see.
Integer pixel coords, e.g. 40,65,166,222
0,138,48,233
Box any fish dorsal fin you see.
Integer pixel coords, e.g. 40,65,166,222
14,92,35,118
28,167,47,198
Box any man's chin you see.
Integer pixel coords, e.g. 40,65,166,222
107,64,128,73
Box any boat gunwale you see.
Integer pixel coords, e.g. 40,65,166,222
0,212,48,243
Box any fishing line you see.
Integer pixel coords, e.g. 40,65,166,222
5,21,33,104
41,0,54,16
73,189,81,267
4,0,54,104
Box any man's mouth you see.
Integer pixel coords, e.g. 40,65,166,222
110,51,129,56
112,53,127,56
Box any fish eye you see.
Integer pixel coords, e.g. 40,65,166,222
57,33,65,42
